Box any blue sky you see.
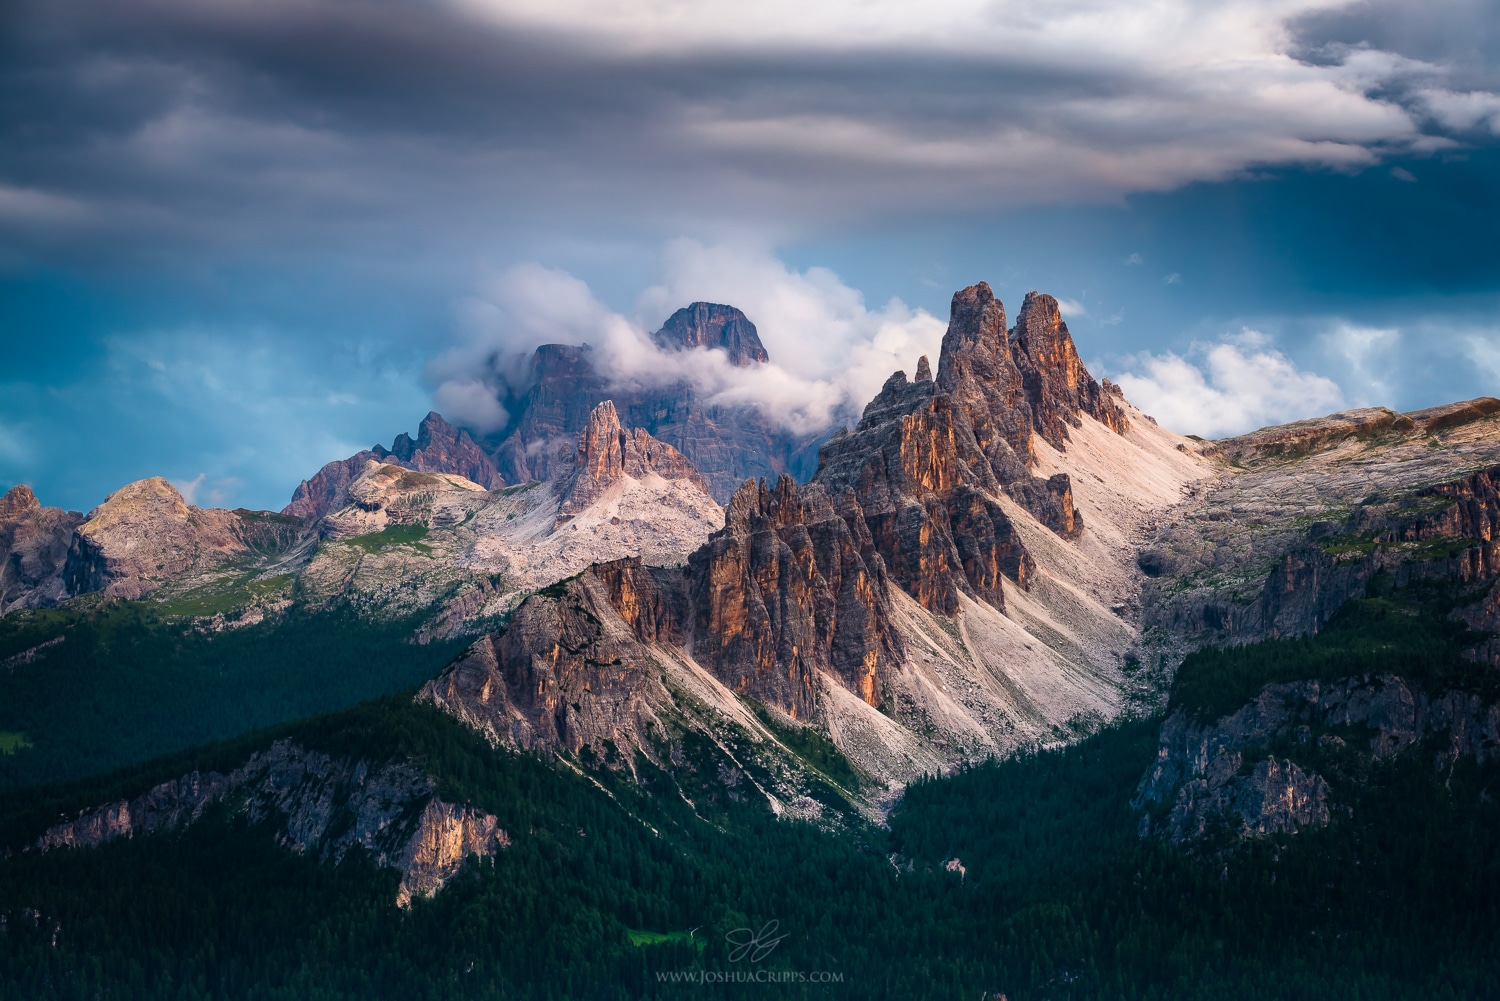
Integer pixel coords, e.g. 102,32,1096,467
2,0,1499,512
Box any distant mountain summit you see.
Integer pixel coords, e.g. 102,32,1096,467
284,411,502,520
486,302,816,500
651,302,768,366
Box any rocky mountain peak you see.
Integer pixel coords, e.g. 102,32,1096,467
0,484,80,613
284,410,502,521
560,401,710,514
914,355,933,382
936,283,1128,463
1,484,40,522
1010,291,1130,449
942,281,1009,357
87,476,190,525
1011,292,1074,370
653,302,769,367
67,477,252,600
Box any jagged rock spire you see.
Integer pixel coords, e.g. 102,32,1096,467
561,401,709,514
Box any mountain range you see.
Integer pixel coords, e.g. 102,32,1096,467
3,283,1500,997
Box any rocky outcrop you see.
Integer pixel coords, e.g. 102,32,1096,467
487,311,818,501
422,494,904,750
418,567,669,756
63,478,254,600
285,412,503,520
936,284,1128,470
1145,464,1500,644
560,401,710,515
0,485,81,612
1010,292,1130,448
686,477,902,717
1135,675,1500,845
395,799,509,908
1205,407,1416,464
1206,398,1500,467
1406,397,1500,433
318,462,489,540
32,739,506,908
652,302,768,367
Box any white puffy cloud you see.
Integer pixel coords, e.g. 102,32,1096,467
1319,322,1401,405
433,380,510,433
430,242,947,436
1113,330,1346,438
1465,335,1500,382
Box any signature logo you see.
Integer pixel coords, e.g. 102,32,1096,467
724,920,788,963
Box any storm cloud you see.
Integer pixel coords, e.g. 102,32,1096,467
4,0,1497,264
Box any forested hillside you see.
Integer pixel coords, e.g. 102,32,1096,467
4,580,1498,1000
0,603,468,791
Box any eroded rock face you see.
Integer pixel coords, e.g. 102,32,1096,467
815,372,1031,614
686,476,902,717
1145,463,1500,645
32,739,506,908
64,478,255,600
560,401,710,515
419,568,670,755
1135,675,1500,845
318,462,489,540
395,800,510,909
0,485,81,612
936,284,1128,470
285,412,503,520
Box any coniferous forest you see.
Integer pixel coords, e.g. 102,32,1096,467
2,585,1498,999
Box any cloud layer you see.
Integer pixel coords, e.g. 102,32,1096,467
1113,331,1348,437
429,244,947,436
3,0,1498,265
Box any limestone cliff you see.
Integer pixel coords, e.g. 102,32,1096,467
685,476,902,718
31,739,506,908
815,369,1033,616
1144,444,1500,648
418,567,670,756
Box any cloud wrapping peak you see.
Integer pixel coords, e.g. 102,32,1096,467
429,243,946,436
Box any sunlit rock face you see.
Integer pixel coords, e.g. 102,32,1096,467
685,476,902,719
560,400,709,515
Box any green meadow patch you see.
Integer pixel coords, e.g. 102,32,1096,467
0,732,32,755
